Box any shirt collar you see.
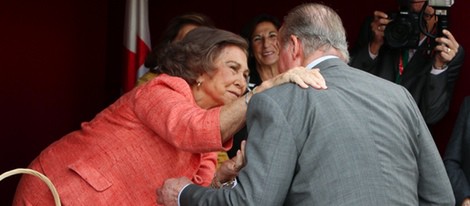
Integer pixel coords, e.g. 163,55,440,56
306,55,338,70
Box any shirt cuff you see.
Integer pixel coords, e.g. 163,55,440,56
178,184,192,206
177,180,238,206
368,44,378,59
231,178,238,188
430,65,448,75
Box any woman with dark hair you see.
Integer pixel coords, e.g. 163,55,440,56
137,12,215,85
13,27,326,205
240,14,281,89
228,14,281,158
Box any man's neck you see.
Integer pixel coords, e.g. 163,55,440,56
303,48,343,68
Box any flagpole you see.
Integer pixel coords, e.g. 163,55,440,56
123,0,151,93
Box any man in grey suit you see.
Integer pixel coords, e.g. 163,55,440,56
157,3,454,205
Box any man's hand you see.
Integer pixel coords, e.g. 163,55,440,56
434,29,460,69
157,177,192,206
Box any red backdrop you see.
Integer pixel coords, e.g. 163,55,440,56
0,0,468,204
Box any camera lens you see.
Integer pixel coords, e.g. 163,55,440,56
385,21,413,48
384,12,420,49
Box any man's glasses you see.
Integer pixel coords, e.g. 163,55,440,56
423,12,436,20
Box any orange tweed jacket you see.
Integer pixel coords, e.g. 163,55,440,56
13,74,232,205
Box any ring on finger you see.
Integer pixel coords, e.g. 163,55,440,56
446,47,451,53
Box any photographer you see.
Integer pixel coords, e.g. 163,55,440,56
350,0,464,125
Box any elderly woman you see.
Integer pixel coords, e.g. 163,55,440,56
13,27,326,205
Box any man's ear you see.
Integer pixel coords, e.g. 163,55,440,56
290,35,302,61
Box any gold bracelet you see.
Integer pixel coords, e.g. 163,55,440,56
210,173,236,189
220,178,236,188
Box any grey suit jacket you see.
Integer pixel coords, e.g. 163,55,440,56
180,58,454,206
444,96,470,206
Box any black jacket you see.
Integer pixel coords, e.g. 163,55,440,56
444,96,470,206
350,16,465,125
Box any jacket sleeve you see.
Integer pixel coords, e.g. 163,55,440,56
133,75,232,153
406,88,455,205
192,152,218,186
349,16,378,72
444,96,470,206
421,46,465,125
180,91,298,206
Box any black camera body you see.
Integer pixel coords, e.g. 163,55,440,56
384,11,421,49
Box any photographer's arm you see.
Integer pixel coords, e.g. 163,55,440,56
369,11,390,55
350,11,389,72
433,29,460,70
422,30,464,124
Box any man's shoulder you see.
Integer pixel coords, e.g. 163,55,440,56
262,83,309,98
337,64,404,89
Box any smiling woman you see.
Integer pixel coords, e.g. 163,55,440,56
241,14,281,88
229,14,282,158
13,27,327,205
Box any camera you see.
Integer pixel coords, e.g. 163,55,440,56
428,0,454,37
384,10,421,49
384,0,455,49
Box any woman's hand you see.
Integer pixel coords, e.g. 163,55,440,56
211,140,246,187
259,67,327,93
369,10,390,55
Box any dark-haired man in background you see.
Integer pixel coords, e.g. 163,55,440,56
349,0,464,125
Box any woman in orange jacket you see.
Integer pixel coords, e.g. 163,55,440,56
13,27,326,205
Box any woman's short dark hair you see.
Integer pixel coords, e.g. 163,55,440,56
157,27,248,86
241,14,281,41
145,12,215,69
